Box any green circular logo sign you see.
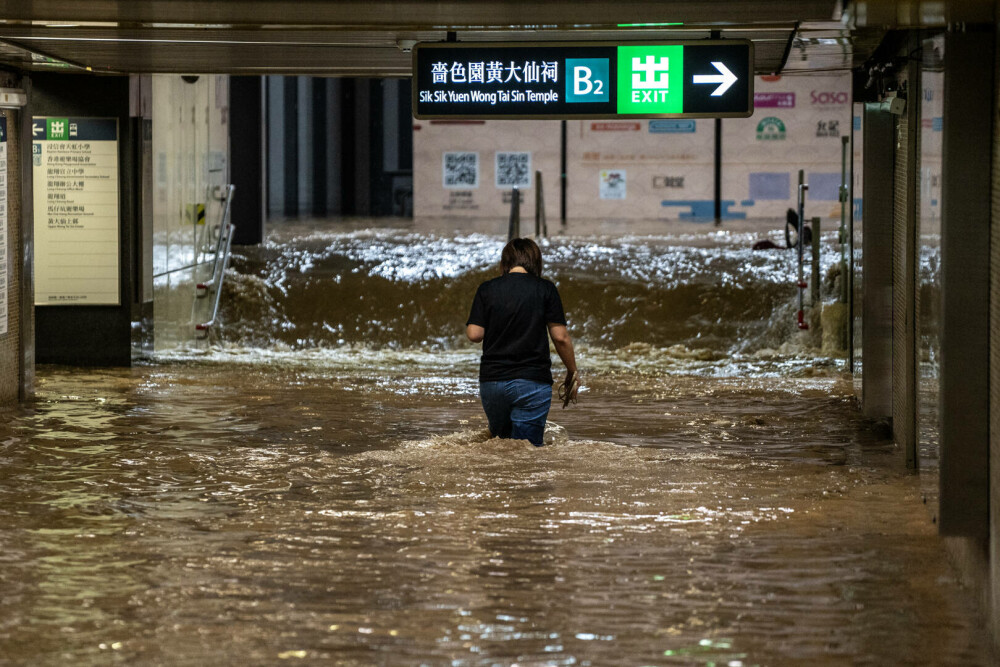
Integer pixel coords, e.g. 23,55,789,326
756,116,786,140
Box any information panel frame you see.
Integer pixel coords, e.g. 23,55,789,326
412,39,754,120
32,116,121,307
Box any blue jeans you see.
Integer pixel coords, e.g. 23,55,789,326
479,379,552,446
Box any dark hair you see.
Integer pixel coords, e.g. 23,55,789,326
501,237,543,277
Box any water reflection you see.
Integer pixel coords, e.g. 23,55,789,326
0,362,987,664
0,224,985,664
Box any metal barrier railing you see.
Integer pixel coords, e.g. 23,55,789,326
507,185,520,240
534,170,547,238
195,184,236,297
811,216,821,306
195,184,236,338
506,175,549,241
796,170,809,330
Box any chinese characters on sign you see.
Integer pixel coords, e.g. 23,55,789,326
816,120,841,137
431,60,559,85
653,176,685,188
422,57,562,106
32,117,120,305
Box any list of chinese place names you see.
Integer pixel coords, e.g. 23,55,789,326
32,117,120,305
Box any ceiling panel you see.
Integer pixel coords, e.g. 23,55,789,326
1,39,415,76
0,26,800,76
0,1,841,28
0,38,793,76
0,1,880,77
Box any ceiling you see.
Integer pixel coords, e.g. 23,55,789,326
0,1,889,77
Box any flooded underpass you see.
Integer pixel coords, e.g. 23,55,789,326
0,222,990,665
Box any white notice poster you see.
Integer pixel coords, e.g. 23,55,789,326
599,169,627,200
442,151,479,189
495,151,532,189
33,117,120,305
0,116,7,335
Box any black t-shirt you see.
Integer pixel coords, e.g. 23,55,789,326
467,272,567,384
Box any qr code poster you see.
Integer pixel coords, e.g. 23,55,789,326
443,152,479,189
599,169,627,200
495,152,532,189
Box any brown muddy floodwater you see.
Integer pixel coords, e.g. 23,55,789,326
0,222,991,665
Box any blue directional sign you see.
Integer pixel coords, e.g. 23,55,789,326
413,40,753,119
566,58,610,103
649,119,697,133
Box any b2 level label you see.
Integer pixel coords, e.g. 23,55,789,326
413,40,752,119
567,58,610,103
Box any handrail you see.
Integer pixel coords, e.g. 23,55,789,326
796,170,809,330
810,216,821,305
195,184,236,338
196,184,236,297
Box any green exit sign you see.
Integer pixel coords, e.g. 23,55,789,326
413,40,753,119
616,45,684,114
46,117,70,140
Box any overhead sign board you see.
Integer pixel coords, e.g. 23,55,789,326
413,40,753,119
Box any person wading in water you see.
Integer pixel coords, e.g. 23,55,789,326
466,238,580,446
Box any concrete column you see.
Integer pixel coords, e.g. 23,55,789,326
383,78,400,173
893,46,920,470
229,76,265,245
991,13,1000,655
296,76,312,215
30,73,136,366
266,75,284,218
354,80,372,215
130,74,154,358
326,79,342,215
939,27,992,539
0,72,31,404
283,77,299,217
18,78,34,399
311,78,327,217
861,103,893,419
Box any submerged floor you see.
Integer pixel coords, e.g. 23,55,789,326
1,220,988,664
0,360,990,665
